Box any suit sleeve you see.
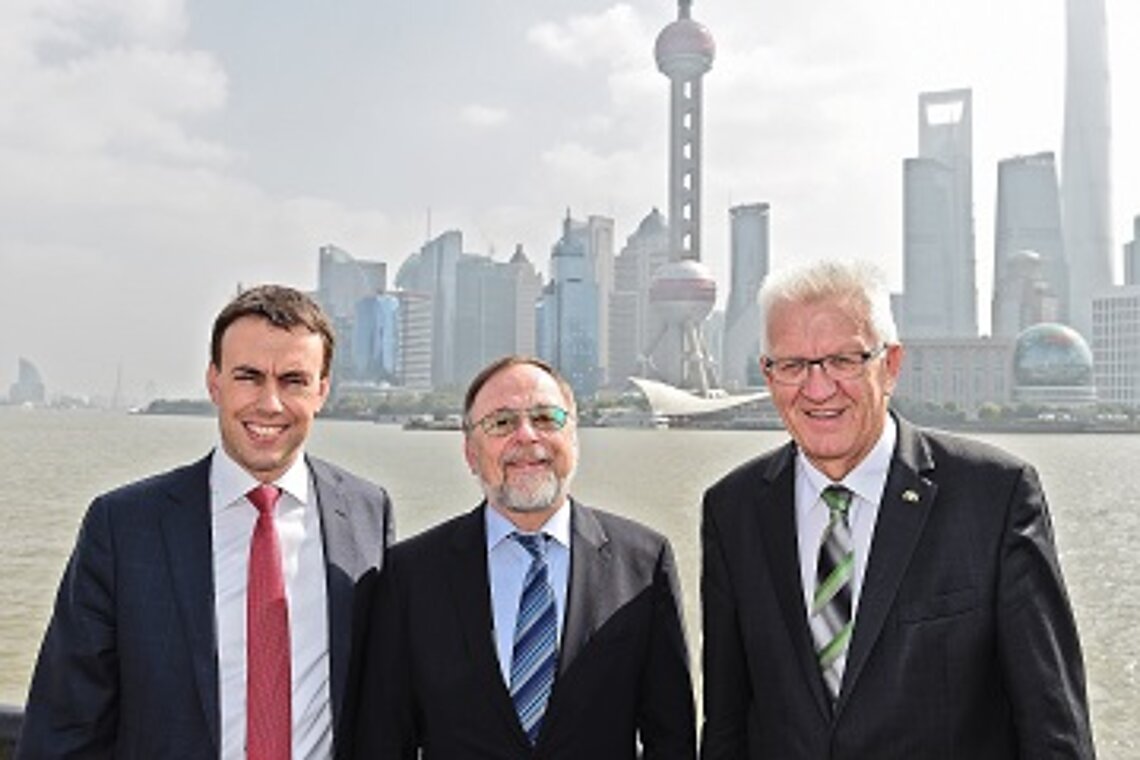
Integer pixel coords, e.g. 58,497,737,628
17,497,120,759
350,553,419,759
996,464,1096,759
638,538,698,760
698,491,751,760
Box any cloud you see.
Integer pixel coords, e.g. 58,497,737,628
527,3,651,72
460,104,509,128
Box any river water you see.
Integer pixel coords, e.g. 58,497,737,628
1,407,1135,757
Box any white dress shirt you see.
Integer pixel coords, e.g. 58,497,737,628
795,415,897,661
485,503,571,685
211,447,332,759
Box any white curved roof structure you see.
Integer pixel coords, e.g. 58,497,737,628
628,376,768,417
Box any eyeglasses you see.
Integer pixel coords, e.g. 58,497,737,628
466,405,572,437
762,346,888,386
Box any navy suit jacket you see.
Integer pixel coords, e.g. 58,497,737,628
17,453,393,759
349,500,696,759
699,416,1095,759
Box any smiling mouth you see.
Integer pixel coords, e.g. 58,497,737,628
245,422,286,439
803,408,844,420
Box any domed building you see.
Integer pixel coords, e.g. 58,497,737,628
1012,323,1097,408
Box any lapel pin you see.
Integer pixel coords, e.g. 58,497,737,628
902,489,920,503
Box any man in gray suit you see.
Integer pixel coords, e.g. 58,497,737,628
351,356,695,759
19,284,393,759
700,260,1095,758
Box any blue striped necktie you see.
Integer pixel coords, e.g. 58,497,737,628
509,532,558,745
810,485,854,702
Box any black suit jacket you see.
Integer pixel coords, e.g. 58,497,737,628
350,499,696,759
17,453,393,759
700,416,1095,759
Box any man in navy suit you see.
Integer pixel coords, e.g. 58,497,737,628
351,356,695,759
700,260,1095,758
18,284,393,759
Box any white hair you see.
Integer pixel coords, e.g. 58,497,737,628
758,259,898,353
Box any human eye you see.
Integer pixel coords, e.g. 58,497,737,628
529,406,565,431
774,358,805,375
483,410,518,436
824,352,866,378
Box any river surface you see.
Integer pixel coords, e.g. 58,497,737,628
1,407,1135,756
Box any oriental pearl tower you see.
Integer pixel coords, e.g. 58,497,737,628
643,0,720,395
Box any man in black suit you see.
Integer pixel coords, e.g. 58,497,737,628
352,355,695,759
700,260,1095,758
18,285,393,759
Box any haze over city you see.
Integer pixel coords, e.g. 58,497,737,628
2,0,1138,401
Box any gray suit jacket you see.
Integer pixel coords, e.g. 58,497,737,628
349,499,696,759
17,452,393,759
700,416,1095,759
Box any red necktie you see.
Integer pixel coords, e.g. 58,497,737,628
247,484,291,760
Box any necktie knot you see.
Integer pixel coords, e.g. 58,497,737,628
514,532,548,561
248,484,282,516
822,485,853,521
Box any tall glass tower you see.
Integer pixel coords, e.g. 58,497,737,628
1061,0,1114,341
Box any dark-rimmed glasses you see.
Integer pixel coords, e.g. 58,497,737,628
466,405,571,437
762,345,888,386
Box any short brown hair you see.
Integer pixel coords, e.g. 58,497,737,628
210,285,336,376
463,355,577,425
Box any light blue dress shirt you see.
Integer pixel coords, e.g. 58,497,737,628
485,503,571,685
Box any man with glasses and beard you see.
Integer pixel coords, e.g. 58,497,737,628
348,356,695,759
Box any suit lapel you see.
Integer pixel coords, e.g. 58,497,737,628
756,446,833,722
558,500,611,676
446,506,531,747
310,457,361,731
158,455,220,751
836,419,937,714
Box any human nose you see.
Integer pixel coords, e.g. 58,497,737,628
510,412,541,440
255,380,285,412
799,361,838,399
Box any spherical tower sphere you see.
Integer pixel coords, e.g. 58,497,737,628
649,259,717,323
1013,323,1094,387
655,19,715,79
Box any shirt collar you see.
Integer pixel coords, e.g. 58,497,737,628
484,499,572,552
210,444,311,513
797,414,897,510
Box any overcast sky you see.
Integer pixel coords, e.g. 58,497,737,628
1,0,1137,401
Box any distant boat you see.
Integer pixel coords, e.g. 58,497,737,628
592,408,669,429
403,414,464,431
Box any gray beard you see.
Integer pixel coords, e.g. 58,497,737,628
481,468,569,513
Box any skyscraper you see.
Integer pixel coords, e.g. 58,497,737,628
396,230,461,388
992,153,1066,337
538,213,600,398
722,203,770,389
902,89,978,338
646,0,719,393
1061,0,1115,341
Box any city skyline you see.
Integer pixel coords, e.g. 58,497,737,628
2,0,1139,399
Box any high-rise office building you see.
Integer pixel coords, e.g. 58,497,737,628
1124,215,1140,286
1093,286,1140,408
9,357,46,404
647,0,719,393
316,244,387,382
538,214,600,398
902,88,978,338
317,244,386,321
1061,0,1114,341
609,209,671,385
453,247,543,385
562,215,615,385
351,291,432,390
992,153,1066,337
396,230,461,388
722,203,770,389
